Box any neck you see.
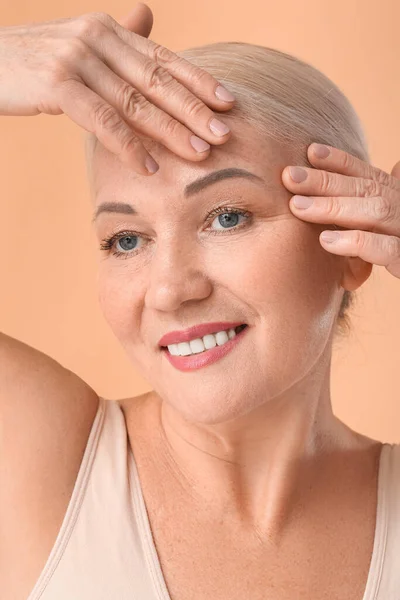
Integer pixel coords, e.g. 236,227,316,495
150,350,371,537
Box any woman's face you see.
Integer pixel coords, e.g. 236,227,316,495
92,120,344,424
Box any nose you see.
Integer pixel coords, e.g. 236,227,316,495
144,241,213,312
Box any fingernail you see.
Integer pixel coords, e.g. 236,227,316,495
312,144,330,159
215,85,236,102
321,231,340,243
190,135,211,152
289,167,308,183
209,118,230,137
292,195,313,209
145,155,159,174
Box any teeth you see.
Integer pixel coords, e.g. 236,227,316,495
167,327,242,357
203,334,217,350
168,344,180,356
189,338,205,354
215,331,229,345
177,342,191,356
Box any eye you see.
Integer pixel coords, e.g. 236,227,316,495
115,234,139,252
210,210,248,230
99,230,145,259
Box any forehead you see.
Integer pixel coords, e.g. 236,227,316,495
91,118,291,204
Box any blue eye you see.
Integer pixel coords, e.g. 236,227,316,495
115,235,139,252
99,230,144,258
211,211,247,230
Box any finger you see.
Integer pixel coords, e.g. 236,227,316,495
319,228,400,271
289,194,400,237
58,78,158,175
78,54,213,161
85,13,236,111
78,20,231,151
281,163,400,214
306,143,400,193
118,3,154,38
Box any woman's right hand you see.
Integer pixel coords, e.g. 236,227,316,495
0,4,235,175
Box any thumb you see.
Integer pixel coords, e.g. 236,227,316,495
118,3,154,38
390,160,400,181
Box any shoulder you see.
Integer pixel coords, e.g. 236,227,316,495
0,332,100,591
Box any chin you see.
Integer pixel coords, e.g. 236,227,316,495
155,377,272,426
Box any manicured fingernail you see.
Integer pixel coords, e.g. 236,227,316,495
190,135,211,152
292,195,313,209
312,144,330,159
209,118,230,136
289,166,308,183
321,231,340,243
215,85,236,102
145,155,159,174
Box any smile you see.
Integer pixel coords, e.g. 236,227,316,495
161,324,248,371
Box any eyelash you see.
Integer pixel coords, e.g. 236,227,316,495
99,206,251,259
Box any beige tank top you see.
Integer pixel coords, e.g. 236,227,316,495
26,397,400,600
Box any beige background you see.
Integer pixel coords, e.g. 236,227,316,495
1,1,399,442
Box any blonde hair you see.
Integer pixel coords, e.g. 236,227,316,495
84,41,371,338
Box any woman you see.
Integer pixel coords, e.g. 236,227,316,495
1,4,399,599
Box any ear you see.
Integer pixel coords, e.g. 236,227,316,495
390,159,400,180
340,256,373,292
118,3,154,38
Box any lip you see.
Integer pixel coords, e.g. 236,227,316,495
158,321,245,347
162,324,249,372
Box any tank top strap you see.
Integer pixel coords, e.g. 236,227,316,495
28,396,106,600
375,442,400,598
29,397,159,600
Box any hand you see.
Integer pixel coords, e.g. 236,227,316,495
281,145,400,280
0,4,234,175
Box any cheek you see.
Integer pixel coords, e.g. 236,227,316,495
97,263,145,339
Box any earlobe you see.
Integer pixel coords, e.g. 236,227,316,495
341,256,373,292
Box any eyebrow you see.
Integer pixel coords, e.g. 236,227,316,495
92,167,266,223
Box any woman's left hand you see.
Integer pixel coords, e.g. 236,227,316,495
281,144,400,279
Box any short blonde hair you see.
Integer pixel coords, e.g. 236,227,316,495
84,41,371,338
